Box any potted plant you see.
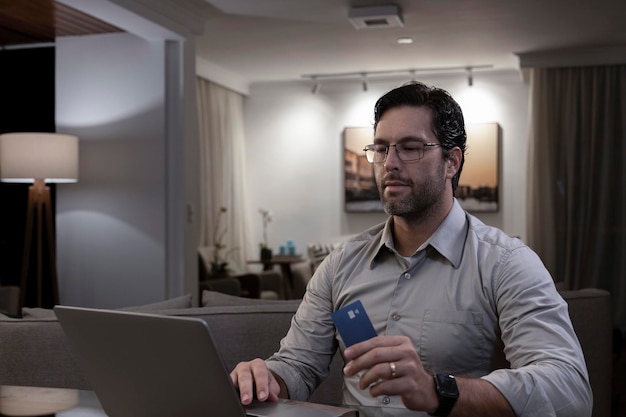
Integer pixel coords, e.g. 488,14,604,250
210,207,237,276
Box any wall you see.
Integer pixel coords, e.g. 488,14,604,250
50,0,208,308
243,70,529,257
55,33,168,308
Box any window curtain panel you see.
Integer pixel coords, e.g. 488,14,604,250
527,65,626,328
196,77,249,273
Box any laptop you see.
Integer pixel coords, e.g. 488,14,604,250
54,305,357,417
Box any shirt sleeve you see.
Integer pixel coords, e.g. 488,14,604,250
265,251,339,401
482,245,593,417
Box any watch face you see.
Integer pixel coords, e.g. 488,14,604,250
436,374,459,397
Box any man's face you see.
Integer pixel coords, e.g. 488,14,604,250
373,105,449,218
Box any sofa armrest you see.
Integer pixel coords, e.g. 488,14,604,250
0,286,20,317
0,316,91,389
490,288,611,417
560,288,612,417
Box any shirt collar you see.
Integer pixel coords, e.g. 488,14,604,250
364,218,395,269
369,199,468,269
426,199,468,268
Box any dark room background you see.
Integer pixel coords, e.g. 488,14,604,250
0,46,56,307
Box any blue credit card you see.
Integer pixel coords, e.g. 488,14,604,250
331,300,377,347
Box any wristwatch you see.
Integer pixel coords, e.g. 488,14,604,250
432,373,459,417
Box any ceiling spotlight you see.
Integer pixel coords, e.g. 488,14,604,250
466,67,473,87
311,77,320,94
397,37,413,45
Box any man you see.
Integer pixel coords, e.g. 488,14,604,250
231,82,592,417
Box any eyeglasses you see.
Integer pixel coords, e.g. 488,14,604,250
363,141,442,163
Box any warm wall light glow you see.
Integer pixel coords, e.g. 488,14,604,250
0,133,79,183
343,94,378,126
456,87,498,123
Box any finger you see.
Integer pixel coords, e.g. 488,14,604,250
358,361,399,389
344,345,397,377
231,366,255,405
266,378,281,402
249,359,274,402
344,335,406,360
368,377,405,398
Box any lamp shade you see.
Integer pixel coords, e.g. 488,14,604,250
0,133,78,183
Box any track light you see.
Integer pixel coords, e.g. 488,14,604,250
303,64,491,93
311,76,320,94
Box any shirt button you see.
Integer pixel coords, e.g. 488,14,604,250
403,272,411,280
382,396,391,405
392,313,401,321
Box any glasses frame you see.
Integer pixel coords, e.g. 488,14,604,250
363,142,442,163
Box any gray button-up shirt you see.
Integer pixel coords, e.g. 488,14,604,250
266,200,592,417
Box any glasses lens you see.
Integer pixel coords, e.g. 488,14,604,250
364,145,387,163
396,142,424,161
364,142,427,163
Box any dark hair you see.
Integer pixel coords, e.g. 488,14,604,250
373,82,466,191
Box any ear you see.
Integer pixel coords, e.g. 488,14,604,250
445,147,463,180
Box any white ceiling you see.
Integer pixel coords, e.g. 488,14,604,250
196,0,626,84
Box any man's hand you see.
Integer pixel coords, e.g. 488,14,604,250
343,335,516,417
342,335,439,413
230,358,282,405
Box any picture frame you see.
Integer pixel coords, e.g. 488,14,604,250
343,127,381,212
456,123,500,212
343,123,500,213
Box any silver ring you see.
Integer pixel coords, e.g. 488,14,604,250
389,362,397,379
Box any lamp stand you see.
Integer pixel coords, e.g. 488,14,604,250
19,179,59,309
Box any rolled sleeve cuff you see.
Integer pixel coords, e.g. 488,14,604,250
266,358,311,401
482,369,590,417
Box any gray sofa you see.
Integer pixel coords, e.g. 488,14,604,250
0,292,344,406
0,288,612,416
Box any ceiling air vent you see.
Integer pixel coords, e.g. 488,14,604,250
348,5,404,30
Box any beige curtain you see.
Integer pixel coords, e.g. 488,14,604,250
196,78,249,273
527,65,626,328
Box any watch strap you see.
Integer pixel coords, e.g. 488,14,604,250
433,373,459,417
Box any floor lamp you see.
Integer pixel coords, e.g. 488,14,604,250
0,133,78,308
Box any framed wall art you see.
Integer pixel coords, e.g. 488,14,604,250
343,123,500,213
343,127,381,212
456,123,500,212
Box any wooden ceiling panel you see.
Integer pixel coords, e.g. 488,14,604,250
0,0,123,47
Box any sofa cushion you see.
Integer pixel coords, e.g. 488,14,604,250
146,299,343,405
198,291,342,404
120,293,192,311
21,307,56,319
202,289,301,307
19,294,193,319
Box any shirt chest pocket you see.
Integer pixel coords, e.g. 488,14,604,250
419,309,492,376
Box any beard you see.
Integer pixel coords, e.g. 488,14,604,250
377,162,447,220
